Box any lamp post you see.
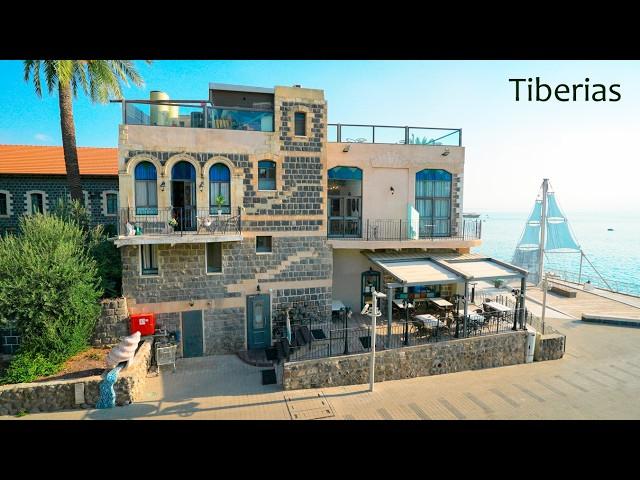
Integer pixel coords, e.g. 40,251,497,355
369,287,386,392
343,307,351,355
511,288,520,330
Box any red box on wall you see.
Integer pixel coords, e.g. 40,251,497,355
130,313,155,336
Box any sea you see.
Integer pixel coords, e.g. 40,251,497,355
472,212,640,296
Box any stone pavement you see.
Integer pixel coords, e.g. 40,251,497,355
5,305,640,420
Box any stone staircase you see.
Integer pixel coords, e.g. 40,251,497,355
227,249,320,293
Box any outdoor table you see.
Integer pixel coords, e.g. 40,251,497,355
429,297,454,308
393,299,414,309
483,301,512,313
414,314,446,328
332,300,346,312
468,313,485,321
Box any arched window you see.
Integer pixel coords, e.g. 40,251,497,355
171,161,197,231
415,169,452,236
209,163,231,214
328,166,362,237
134,162,158,215
258,160,276,190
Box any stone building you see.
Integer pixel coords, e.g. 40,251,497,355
115,82,521,360
0,145,119,236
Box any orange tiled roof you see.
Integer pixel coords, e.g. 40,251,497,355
0,145,117,176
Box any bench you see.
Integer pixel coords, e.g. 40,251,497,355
550,284,577,298
582,313,640,328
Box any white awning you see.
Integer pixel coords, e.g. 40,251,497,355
363,251,527,287
445,259,524,281
366,258,461,287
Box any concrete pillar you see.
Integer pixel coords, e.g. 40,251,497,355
520,277,527,329
463,281,469,338
387,285,394,346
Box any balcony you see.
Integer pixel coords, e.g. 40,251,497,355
113,207,243,247
327,218,481,249
327,124,462,146
115,100,274,132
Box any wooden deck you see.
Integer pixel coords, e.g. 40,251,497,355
526,283,640,320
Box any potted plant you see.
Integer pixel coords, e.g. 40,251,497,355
214,194,226,215
167,217,178,232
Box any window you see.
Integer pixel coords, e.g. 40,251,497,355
0,193,6,216
206,242,222,273
256,236,272,253
106,193,118,215
209,163,231,214
140,244,159,275
258,160,276,190
328,167,362,237
30,193,44,214
134,162,158,215
415,169,452,237
294,112,307,136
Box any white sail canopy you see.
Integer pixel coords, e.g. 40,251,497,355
520,223,541,248
546,219,580,250
512,181,582,283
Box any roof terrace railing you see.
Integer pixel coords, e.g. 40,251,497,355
327,123,462,146
111,99,274,132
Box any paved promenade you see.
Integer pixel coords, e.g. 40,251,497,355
5,291,640,420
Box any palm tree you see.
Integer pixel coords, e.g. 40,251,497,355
23,60,150,200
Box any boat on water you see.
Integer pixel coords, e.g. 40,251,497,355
608,228,614,231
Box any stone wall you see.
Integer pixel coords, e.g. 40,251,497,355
534,333,565,362
283,331,528,390
92,297,129,346
121,236,332,355
0,174,118,235
0,337,153,416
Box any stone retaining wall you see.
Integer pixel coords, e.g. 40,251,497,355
283,331,528,390
91,297,129,347
0,337,153,416
534,333,565,362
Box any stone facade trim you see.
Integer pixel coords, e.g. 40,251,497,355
24,189,49,214
0,189,13,218
101,190,119,217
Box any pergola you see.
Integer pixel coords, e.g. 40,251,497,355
363,251,529,340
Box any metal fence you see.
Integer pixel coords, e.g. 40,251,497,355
328,218,481,241
494,294,566,340
277,309,527,362
545,268,640,297
327,124,462,147
118,207,242,237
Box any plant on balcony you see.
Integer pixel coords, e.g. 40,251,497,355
214,194,226,215
168,217,178,228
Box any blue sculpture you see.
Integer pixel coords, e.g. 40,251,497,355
96,363,124,409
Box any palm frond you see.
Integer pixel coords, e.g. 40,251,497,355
23,60,42,97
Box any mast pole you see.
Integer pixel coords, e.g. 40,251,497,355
578,251,583,284
538,179,549,285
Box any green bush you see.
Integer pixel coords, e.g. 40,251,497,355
0,351,62,385
52,198,122,297
0,214,102,383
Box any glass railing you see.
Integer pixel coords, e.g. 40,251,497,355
117,100,274,132
327,124,462,146
208,107,274,132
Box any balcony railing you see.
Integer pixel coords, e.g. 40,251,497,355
327,124,462,146
113,99,275,132
118,207,242,237
327,218,481,241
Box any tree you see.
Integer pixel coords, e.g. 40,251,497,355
23,60,150,200
0,214,102,383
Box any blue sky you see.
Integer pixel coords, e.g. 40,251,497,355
1,60,639,214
